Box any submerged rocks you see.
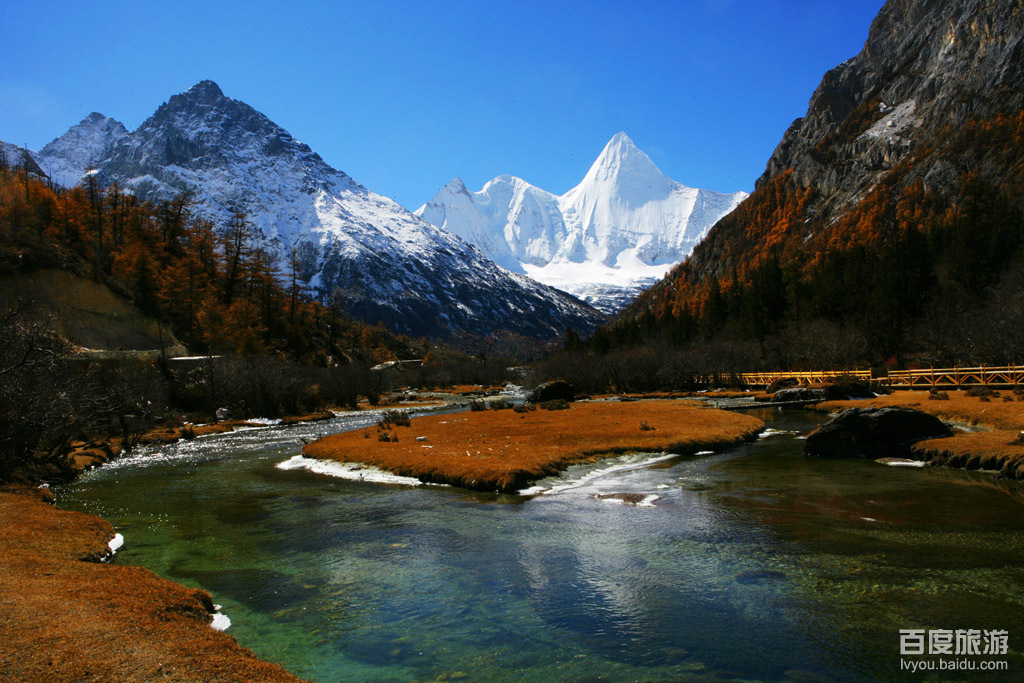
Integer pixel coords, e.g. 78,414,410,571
772,381,874,403
805,407,952,459
527,380,575,404
772,386,829,402
766,377,799,394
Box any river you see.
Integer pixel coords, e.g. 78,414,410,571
56,406,1024,682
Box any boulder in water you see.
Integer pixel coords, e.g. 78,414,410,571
766,377,799,394
527,380,575,404
805,407,952,459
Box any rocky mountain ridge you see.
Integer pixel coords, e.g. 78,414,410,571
16,81,605,342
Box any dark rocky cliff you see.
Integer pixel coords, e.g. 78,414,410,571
629,0,1024,310
759,0,1023,198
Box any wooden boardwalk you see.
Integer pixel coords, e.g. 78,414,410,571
740,366,1022,388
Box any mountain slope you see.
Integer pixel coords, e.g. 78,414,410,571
416,133,746,313
0,142,47,178
37,81,604,341
616,0,1024,365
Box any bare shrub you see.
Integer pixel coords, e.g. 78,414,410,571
378,409,411,428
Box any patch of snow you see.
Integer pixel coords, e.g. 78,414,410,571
519,452,681,496
210,610,231,631
275,454,443,486
758,428,800,439
861,100,919,142
596,494,660,507
108,533,124,554
245,417,282,426
884,459,928,468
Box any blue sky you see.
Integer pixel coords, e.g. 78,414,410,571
2,0,884,210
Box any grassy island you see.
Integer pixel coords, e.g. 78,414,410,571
817,390,1024,477
303,400,765,492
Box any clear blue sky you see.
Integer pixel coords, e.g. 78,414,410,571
2,0,885,211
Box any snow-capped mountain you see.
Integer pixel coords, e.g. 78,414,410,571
35,112,128,187
416,133,747,313
31,81,604,340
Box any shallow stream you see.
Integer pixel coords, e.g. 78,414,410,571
57,406,1024,682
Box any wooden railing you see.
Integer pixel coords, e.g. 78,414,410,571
886,365,1024,387
739,365,1022,388
739,369,872,386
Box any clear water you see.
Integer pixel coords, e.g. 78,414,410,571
56,407,1024,682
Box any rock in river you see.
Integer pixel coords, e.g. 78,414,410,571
527,380,575,404
804,407,953,459
772,381,874,403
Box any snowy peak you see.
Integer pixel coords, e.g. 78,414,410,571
182,79,225,102
36,112,128,187
445,177,470,194
416,133,748,313
96,80,359,238
579,131,669,193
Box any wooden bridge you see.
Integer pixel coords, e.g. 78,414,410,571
885,365,1024,388
739,369,872,386
740,365,1023,388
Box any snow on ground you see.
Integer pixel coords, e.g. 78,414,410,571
275,454,439,486
108,533,124,554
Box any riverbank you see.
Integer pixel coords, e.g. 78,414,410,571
303,400,765,492
815,390,1024,477
0,485,305,682
64,412,337,478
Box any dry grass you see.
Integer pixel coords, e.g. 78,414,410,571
304,400,765,492
913,431,1024,476
0,486,305,682
816,390,1024,477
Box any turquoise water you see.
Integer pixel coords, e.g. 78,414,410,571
57,407,1024,682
